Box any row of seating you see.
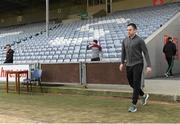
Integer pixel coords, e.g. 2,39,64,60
0,3,179,64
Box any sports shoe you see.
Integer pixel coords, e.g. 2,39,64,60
169,74,174,77
141,94,149,105
164,73,169,78
128,104,137,112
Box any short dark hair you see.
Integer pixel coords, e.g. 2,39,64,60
4,44,11,49
167,37,173,42
93,40,98,44
6,44,11,47
127,23,137,30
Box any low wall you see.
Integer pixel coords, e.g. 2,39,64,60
86,62,127,84
41,62,128,85
41,63,80,83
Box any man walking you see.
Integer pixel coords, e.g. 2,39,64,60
163,37,177,77
119,23,152,112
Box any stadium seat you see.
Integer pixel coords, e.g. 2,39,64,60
0,3,179,63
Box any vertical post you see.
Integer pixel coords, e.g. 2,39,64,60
106,0,112,14
46,0,49,37
79,62,87,87
110,0,112,13
79,62,82,85
87,0,89,8
82,62,87,86
106,0,108,14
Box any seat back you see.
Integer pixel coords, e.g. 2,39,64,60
31,69,42,80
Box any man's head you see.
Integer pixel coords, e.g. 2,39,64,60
4,44,11,51
127,23,137,37
167,37,173,42
92,40,98,45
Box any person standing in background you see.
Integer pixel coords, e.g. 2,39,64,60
163,37,177,77
4,44,14,63
87,40,102,61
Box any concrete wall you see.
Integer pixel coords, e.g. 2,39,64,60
145,12,180,78
1,1,179,27
0,2,86,27
87,4,106,16
112,0,180,12
112,0,152,12
88,0,180,16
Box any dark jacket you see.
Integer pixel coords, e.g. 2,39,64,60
121,35,151,67
4,49,14,63
163,41,176,58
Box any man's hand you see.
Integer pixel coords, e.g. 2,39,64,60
146,67,152,76
119,64,124,72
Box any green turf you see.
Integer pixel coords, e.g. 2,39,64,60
0,93,179,123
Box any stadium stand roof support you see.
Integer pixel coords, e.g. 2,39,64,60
46,0,49,37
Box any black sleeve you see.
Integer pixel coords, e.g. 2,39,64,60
163,45,166,53
87,45,91,50
172,43,177,56
121,40,126,64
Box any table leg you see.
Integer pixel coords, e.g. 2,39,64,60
26,72,29,92
6,73,9,93
15,73,18,93
18,74,20,94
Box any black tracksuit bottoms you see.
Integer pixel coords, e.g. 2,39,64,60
126,63,144,105
166,56,174,75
